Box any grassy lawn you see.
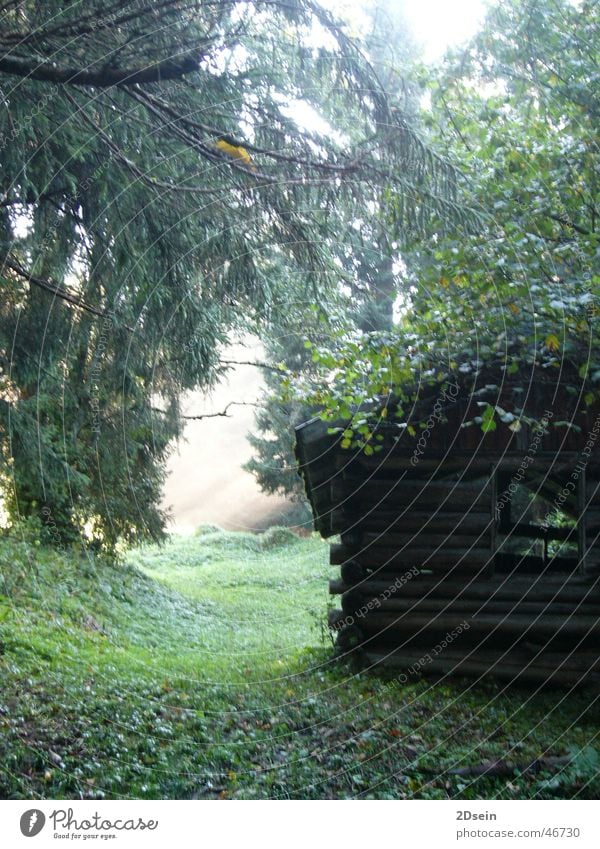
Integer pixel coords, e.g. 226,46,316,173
0,525,598,800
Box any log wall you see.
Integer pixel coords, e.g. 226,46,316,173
296,412,600,687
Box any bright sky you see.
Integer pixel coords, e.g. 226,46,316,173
328,0,486,61
403,0,486,59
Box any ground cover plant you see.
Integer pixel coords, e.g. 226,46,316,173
1,525,598,800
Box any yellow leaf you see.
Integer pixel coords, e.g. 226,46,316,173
545,333,560,351
508,303,519,315
215,138,256,170
439,276,450,288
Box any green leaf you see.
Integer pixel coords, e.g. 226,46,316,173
481,404,497,433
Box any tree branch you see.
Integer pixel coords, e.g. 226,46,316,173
3,257,133,330
439,91,473,153
547,212,592,237
128,85,368,175
183,401,260,420
0,50,202,87
220,359,286,373
152,401,260,420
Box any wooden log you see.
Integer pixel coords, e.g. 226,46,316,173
327,608,348,630
362,648,600,687
330,542,492,570
332,478,492,511
366,646,600,667
359,531,492,550
334,454,490,474
340,560,367,583
341,592,600,618
331,509,492,535
586,481,600,504
343,452,580,476
338,477,494,493
585,510,600,530
341,589,370,615
341,529,362,547
329,575,600,603
585,550,600,569
497,523,577,542
579,471,587,575
357,611,600,644
330,578,347,595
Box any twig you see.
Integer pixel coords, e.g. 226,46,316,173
182,401,259,420
439,92,473,153
220,359,285,373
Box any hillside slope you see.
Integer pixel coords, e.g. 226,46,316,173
0,527,598,799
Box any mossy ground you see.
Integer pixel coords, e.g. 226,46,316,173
0,526,598,799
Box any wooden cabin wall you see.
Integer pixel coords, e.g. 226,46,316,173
321,457,600,687
585,477,600,574
295,395,600,686
329,477,494,577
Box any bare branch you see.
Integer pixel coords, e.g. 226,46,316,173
220,359,285,373
183,401,260,420
153,401,259,420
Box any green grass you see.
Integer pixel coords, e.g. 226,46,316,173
0,525,598,799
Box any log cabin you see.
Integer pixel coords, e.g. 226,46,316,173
295,365,600,687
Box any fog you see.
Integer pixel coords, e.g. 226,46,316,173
162,354,289,534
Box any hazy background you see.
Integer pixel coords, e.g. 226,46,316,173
163,346,290,534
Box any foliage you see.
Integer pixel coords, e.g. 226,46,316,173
243,250,401,510
243,308,321,516
282,0,600,444
538,746,600,793
410,0,599,368
245,1,421,498
0,0,464,548
0,527,598,799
